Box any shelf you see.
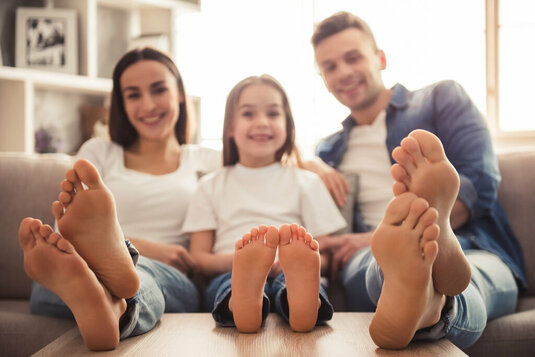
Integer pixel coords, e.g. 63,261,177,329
0,66,112,95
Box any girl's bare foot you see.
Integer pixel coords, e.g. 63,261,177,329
18,218,126,351
279,224,321,332
391,129,471,296
369,193,445,349
52,159,139,299
229,225,279,333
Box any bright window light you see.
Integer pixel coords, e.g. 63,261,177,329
176,0,487,155
499,0,535,131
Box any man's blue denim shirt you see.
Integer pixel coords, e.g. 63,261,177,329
316,80,527,289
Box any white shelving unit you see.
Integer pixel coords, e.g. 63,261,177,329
0,0,200,153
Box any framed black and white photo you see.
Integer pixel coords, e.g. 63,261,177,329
15,7,78,74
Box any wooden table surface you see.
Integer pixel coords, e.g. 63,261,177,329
34,312,466,356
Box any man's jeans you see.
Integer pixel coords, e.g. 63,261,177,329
206,272,334,326
30,254,200,339
342,247,518,348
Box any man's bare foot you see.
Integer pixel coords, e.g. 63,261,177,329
369,193,445,349
51,159,139,299
18,217,126,351
229,225,278,333
279,224,321,332
391,129,471,296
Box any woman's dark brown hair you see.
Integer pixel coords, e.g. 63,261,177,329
108,47,191,148
222,75,302,167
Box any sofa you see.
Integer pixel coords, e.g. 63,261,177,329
1,149,534,356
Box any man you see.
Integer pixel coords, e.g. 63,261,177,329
310,11,526,348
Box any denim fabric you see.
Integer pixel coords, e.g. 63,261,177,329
343,248,517,348
207,272,333,327
29,240,199,339
316,81,526,289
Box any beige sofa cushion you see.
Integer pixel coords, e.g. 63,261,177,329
0,153,73,299
497,149,535,296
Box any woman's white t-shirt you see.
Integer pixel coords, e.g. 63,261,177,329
77,138,221,247
182,163,347,254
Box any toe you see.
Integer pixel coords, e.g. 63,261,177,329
401,136,425,166
279,224,291,246
415,208,439,236
66,169,83,191
392,181,408,196
39,224,54,239
73,159,103,189
29,219,46,243
58,191,72,206
290,224,299,241
402,198,429,229
250,228,259,240
297,226,306,241
409,130,447,163
18,217,36,250
265,226,279,248
242,233,251,245
236,238,244,250
51,201,64,221
392,147,416,173
309,238,319,251
55,235,75,253
382,192,418,225
60,179,74,193
258,225,268,235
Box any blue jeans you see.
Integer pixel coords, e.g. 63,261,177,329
206,272,334,326
29,246,200,339
342,247,518,348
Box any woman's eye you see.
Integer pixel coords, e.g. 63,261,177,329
126,93,140,99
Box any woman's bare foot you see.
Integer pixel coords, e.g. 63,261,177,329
18,217,126,351
229,225,278,333
391,129,471,296
51,159,139,299
369,193,445,349
278,224,321,332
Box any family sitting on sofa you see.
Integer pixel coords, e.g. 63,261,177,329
18,11,526,351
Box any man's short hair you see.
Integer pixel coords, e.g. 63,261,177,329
311,11,378,50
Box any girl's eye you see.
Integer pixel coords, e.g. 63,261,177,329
153,87,167,94
242,111,254,118
268,111,281,118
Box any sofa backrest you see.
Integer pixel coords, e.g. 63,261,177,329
0,153,73,299
497,149,535,296
0,149,533,299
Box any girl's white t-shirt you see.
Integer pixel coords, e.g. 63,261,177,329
182,163,347,254
77,138,221,246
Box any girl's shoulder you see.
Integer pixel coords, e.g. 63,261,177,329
180,144,222,173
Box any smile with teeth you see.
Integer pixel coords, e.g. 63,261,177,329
140,113,164,124
248,133,273,141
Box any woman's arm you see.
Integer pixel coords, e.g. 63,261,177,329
128,237,197,275
189,230,233,277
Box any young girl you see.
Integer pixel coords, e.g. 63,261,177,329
183,75,346,333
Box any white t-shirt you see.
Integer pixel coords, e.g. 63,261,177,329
182,163,347,254
338,111,394,229
77,138,221,246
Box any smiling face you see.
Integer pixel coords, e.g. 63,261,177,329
120,60,182,145
230,83,287,167
314,28,386,114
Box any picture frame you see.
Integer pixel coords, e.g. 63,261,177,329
15,7,78,74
